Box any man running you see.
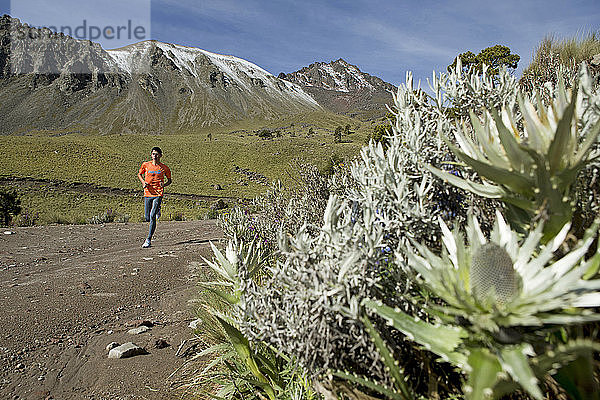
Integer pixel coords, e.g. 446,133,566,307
138,147,172,248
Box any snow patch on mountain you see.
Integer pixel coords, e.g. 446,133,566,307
106,41,319,107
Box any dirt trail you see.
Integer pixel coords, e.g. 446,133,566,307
0,177,247,202
0,219,223,399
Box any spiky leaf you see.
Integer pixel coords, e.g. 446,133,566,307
465,349,502,400
427,165,505,198
361,316,414,400
364,299,467,367
332,370,406,400
499,345,543,400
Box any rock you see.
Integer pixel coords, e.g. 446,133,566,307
125,319,153,328
213,184,223,190
77,282,91,294
188,318,202,330
3,231,14,235
107,342,147,359
127,326,150,335
106,342,120,352
154,338,170,349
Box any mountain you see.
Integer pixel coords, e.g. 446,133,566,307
279,58,396,119
0,15,321,135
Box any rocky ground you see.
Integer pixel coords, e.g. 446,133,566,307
0,219,223,399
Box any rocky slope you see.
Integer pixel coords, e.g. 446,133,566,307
279,58,396,119
0,15,321,135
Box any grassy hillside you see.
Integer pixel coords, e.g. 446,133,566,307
3,112,370,197
2,111,374,224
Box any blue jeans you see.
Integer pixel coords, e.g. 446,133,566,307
144,196,162,240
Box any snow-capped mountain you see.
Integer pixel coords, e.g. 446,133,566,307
279,58,396,118
0,15,321,135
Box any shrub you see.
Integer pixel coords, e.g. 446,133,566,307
0,189,22,226
365,123,391,150
320,153,346,176
115,214,130,223
333,126,342,143
203,208,220,220
448,44,520,77
13,208,38,226
46,213,71,225
197,42,600,400
258,129,273,138
170,212,185,221
520,32,600,94
88,208,118,224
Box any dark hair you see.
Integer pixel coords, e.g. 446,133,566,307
151,146,162,155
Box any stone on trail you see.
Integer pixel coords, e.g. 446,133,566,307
106,342,120,351
125,319,154,328
154,338,170,349
127,326,150,335
108,342,148,359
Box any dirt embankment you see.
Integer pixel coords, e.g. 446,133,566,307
0,219,223,399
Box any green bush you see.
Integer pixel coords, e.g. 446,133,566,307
13,209,38,226
0,189,22,226
258,129,273,139
365,123,391,150
333,125,342,143
448,44,520,77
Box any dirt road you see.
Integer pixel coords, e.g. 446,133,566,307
0,220,223,399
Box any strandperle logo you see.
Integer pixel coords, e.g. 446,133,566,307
13,19,147,42
9,0,151,74
10,0,151,47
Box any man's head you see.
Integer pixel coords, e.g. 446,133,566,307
151,147,162,162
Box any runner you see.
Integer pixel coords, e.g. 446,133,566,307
138,147,172,248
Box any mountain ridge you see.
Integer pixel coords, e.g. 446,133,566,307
0,15,321,135
0,14,395,135
279,58,396,118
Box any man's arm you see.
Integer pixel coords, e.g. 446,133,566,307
138,171,147,189
162,177,172,188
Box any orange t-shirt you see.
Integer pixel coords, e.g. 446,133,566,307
139,161,171,197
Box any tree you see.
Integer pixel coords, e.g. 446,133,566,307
344,124,351,136
448,45,520,77
334,126,343,143
365,124,391,151
0,189,21,226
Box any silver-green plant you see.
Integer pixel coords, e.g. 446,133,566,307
238,194,391,378
229,62,527,396
202,53,600,399
363,211,600,400
189,236,318,400
430,69,600,241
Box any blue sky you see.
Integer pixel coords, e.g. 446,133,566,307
3,0,600,87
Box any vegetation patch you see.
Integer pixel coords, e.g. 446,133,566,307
0,112,369,200
1,182,214,226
